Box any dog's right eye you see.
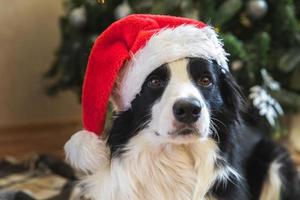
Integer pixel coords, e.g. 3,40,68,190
147,76,165,89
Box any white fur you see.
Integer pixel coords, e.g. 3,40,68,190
119,25,228,110
259,161,282,200
80,135,237,200
64,130,109,173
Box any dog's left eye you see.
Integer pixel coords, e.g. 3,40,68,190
197,75,212,87
147,76,165,89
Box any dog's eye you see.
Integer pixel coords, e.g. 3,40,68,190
147,76,165,89
197,75,212,87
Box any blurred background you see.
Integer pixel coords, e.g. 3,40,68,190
0,0,300,199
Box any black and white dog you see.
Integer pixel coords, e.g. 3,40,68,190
64,14,299,200
77,57,299,200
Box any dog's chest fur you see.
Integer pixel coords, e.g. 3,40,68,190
82,137,224,200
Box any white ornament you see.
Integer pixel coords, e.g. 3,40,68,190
261,68,280,90
69,6,87,28
114,1,131,19
247,0,268,19
249,86,283,126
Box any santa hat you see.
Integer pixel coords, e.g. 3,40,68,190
64,14,228,172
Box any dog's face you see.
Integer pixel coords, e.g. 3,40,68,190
108,57,242,155
146,58,218,143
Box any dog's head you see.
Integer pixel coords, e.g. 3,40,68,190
108,57,243,156
64,16,245,173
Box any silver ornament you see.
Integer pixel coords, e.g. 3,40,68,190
114,0,131,19
69,6,87,28
246,0,268,19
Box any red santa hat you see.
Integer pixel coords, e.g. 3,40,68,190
64,14,228,172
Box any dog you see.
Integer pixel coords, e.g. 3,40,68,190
64,14,300,200
74,57,299,200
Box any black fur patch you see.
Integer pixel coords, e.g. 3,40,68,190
188,58,249,198
107,64,170,156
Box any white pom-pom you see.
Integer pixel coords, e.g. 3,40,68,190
64,130,109,173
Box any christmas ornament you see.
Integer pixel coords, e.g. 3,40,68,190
246,0,268,20
261,69,280,91
69,6,86,29
64,14,229,172
114,0,131,19
249,86,283,126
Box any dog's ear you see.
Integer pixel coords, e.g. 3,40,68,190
219,71,245,120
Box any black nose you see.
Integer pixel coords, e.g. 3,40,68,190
173,98,202,124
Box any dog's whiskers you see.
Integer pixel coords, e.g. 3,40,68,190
209,119,220,143
132,113,152,134
211,116,228,131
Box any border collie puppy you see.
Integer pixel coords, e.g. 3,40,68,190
74,58,300,200
64,15,300,200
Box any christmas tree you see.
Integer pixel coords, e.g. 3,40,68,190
45,0,300,134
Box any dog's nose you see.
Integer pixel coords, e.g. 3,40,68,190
173,98,202,124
